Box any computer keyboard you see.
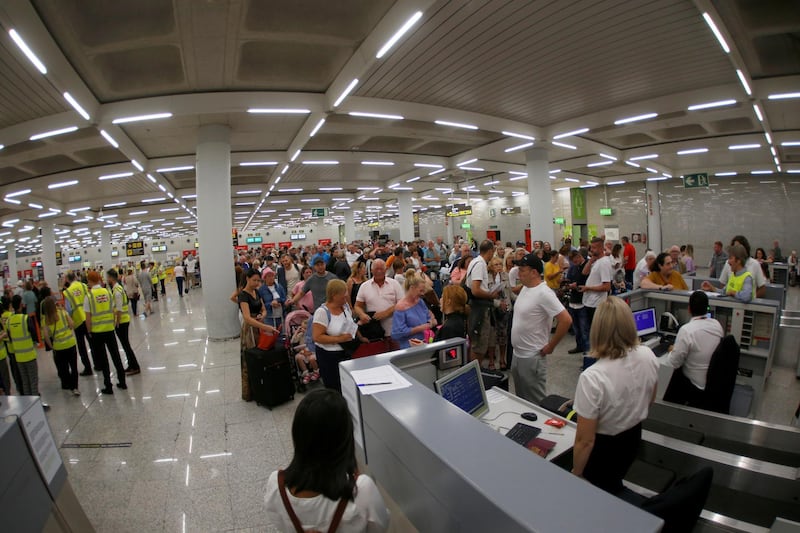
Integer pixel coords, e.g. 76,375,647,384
505,423,542,446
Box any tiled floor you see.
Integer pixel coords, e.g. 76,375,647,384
36,283,800,532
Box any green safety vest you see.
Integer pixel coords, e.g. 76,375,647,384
158,268,166,281
726,270,753,301
63,281,88,327
113,284,130,324
51,309,77,351
8,313,36,363
150,271,159,284
88,287,115,333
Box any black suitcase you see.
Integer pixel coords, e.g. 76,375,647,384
244,346,295,409
481,368,509,392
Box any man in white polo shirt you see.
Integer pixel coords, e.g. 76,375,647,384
580,237,613,350
354,259,404,338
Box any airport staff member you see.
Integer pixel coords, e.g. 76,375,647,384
702,244,753,302
62,271,93,375
640,252,688,291
572,297,658,495
665,291,723,406
510,253,571,404
84,270,127,395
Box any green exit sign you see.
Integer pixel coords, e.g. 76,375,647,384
246,236,262,244
683,173,709,188
311,208,327,217
554,217,565,225
461,223,471,229
600,208,613,216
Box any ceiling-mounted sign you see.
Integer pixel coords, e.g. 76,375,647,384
311,208,327,217
501,207,521,215
367,221,380,227
55,251,62,266
446,204,472,217
600,208,613,216
126,241,144,257
232,228,239,246
554,217,565,225
278,241,292,248
683,173,709,188
246,236,262,244
570,189,587,223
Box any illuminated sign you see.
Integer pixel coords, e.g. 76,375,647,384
446,204,472,217
126,240,144,257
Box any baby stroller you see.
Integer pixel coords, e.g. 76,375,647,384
284,310,313,392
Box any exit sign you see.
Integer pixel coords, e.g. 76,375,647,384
683,173,709,188
600,208,613,216
311,208,327,217
554,217,565,225
246,236,262,244
461,223,471,229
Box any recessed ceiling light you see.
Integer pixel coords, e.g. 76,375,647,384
505,142,534,153
112,112,172,124
701,12,730,53
599,153,617,161
98,172,134,181
375,11,423,58
736,69,751,96
587,161,613,167
614,113,657,125
63,92,90,120
247,108,310,114
5,189,31,198
131,159,144,171
687,99,736,111
236,190,262,195
628,154,658,161
677,148,708,155
551,141,577,150
349,112,404,120
552,127,589,139
361,161,395,166
29,126,78,141
156,165,194,173
104,202,126,208
768,92,800,100
8,29,47,74
728,144,761,150
435,120,478,130
48,180,79,189
502,131,535,141
607,180,626,185
301,161,339,165
333,78,359,108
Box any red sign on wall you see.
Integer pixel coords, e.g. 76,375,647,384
279,241,292,248
261,243,276,249
318,239,332,246
182,249,197,257
234,245,248,252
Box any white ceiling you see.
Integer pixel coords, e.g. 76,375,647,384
0,0,798,253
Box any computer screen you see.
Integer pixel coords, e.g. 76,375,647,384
632,307,658,337
434,360,488,418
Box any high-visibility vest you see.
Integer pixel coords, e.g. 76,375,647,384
726,270,753,301
0,319,6,360
63,281,88,327
50,309,77,351
2,311,14,355
113,284,130,324
158,268,166,281
8,313,36,363
150,270,158,285
88,287,115,333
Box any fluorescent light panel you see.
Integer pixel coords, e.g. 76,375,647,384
156,165,194,173
30,126,78,140
309,118,326,137
301,160,338,165
100,130,119,148
587,161,613,167
768,92,800,100
333,78,359,107
376,11,423,58
502,131,535,140
8,29,47,74
247,108,310,114
349,111,404,120
5,189,31,198
505,142,534,152
687,99,736,111
551,141,577,150
48,180,79,189
63,92,90,120
702,12,730,53
728,144,760,150
677,148,708,155
435,120,478,130
614,113,657,125
361,161,394,166
736,70,752,95
552,127,589,139
629,154,658,161
239,161,278,166
98,172,133,180
112,112,172,124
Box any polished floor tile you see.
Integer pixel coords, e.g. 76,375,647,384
36,282,800,532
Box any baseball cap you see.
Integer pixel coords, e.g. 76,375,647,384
513,253,544,274
312,257,325,265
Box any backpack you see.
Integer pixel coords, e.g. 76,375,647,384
277,470,349,533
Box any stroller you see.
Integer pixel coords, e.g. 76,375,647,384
284,310,313,393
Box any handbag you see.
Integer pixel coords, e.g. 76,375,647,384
358,312,385,341
460,262,478,303
258,329,278,351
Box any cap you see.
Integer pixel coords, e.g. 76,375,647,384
262,267,275,275
312,257,325,265
513,253,544,274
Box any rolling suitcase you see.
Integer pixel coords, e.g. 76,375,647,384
244,346,295,409
481,368,509,392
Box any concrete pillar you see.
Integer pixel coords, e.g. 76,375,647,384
344,209,356,243
445,214,454,247
645,180,662,253
7,243,17,286
196,124,239,339
100,228,112,271
40,222,58,290
526,147,554,245
398,192,414,243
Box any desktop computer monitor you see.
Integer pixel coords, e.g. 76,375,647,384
434,360,489,418
632,307,658,337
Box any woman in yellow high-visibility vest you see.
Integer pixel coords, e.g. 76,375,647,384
8,294,41,400
41,296,80,396
1,296,21,394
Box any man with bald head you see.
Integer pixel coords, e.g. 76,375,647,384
354,259,405,337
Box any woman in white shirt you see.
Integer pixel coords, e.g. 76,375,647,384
312,279,358,393
571,296,658,495
265,389,389,532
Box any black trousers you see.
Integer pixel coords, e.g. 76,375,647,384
130,295,138,316
90,330,126,388
54,345,79,389
176,277,184,296
8,353,23,393
74,321,91,370
115,322,140,370
315,345,349,393
152,283,159,301
159,279,166,294
583,423,642,495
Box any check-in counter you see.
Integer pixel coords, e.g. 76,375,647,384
339,339,663,533
625,289,781,416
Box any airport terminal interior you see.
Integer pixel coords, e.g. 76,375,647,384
1,0,800,531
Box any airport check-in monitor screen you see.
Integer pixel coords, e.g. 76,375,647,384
435,360,488,418
633,307,658,337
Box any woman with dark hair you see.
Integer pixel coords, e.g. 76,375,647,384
238,268,279,401
265,389,389,532
41,296,80,395
434,285,469,342
640,252,688,291
754,247,770,279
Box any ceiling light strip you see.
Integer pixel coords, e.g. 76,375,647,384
376,11,423,59
112,112,172,124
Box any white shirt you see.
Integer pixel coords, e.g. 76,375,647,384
632,258,650,290
355,277,404,335
346,251,362,265
264,472,389,533
174,265,185,278
313,305,354,351
508,266,521,302
511,282,565,358
574,345,658,435
466,255,490,294
582,255,613,308
185,258,196,273
283,264,301,293
719,257,766,290
667,316,724,390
